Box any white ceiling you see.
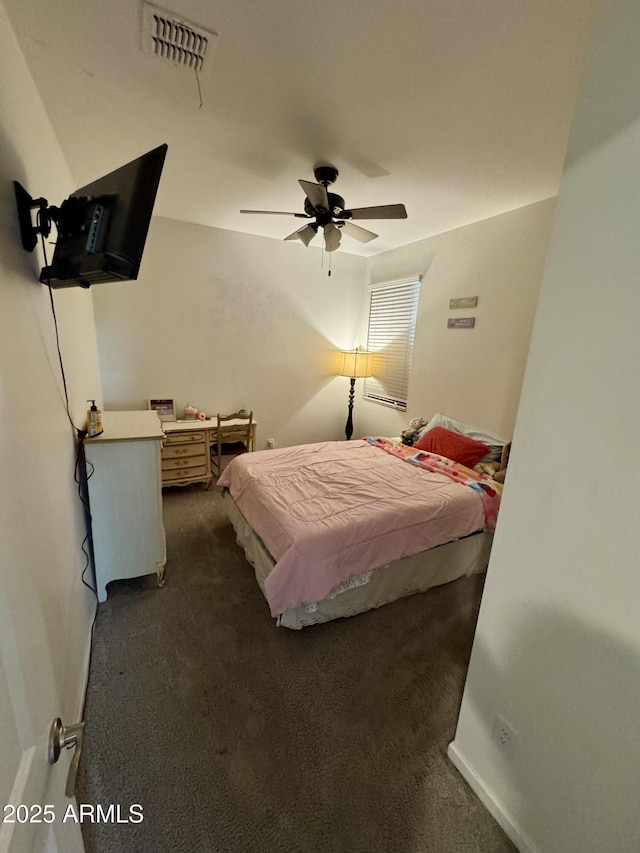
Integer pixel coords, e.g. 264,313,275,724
6,0,595,256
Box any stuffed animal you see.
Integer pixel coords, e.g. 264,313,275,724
401,417,428,446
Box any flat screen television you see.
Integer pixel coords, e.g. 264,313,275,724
14,143,167,289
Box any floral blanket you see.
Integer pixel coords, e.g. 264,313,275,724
366,437,503,531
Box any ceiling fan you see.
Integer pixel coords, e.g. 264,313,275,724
240,165,407,253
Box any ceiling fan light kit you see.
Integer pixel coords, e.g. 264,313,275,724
240,164,407,253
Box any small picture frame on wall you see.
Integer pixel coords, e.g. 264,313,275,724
447,317,476,329
449,296,478,309
148,398,176,422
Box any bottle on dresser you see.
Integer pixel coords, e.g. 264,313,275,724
86,400,103,437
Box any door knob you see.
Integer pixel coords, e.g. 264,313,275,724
48,717,85,798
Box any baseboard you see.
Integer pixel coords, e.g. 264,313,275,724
447,740,538,853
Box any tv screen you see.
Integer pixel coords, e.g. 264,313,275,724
40,143,168,289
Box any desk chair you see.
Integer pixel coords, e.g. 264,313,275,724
211,411,253,479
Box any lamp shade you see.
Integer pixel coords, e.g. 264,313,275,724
338,349,373,379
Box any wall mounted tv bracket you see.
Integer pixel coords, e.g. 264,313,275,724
14,182,110,288
14,181,57,252
15,181,106,252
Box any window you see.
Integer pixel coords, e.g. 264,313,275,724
363,278,421,412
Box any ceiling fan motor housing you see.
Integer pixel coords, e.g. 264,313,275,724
304,192,345,223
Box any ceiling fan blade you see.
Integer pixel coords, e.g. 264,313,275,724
323,222,342,253
340,221,378,243
342,203,408,220
299,180,330,212
240,209,307,217
284,223,318,246
296,223,318,247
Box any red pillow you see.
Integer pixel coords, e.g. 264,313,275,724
413,426,490,468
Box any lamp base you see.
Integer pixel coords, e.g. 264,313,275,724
345,377,356,441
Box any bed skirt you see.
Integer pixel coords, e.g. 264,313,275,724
224,493,493,629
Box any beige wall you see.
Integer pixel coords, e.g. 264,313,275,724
449,2,640,851
357,199,556,442
0,0,101,737
93,217,368,448
94,200,554,449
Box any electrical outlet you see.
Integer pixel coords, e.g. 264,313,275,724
493,714,518,754
267,438,275,449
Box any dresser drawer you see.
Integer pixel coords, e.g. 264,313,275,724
162,453,207,471
163,431,206,446
162,443,205,461
162,464,209,483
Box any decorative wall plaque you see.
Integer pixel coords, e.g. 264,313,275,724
449,296,478,309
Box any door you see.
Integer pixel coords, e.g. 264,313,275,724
0,544,84,853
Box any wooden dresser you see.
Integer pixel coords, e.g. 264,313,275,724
160,419,257,488
161,426,210,487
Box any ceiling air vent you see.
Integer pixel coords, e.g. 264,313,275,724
142,2,217,70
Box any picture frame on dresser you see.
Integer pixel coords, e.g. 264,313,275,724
148,398,176,422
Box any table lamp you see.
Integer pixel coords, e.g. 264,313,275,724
338,348,373,440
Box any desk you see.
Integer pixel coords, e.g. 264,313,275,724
161,418,257,488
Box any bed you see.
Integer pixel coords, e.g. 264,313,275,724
218,414,509,629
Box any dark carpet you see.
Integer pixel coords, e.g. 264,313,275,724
77,484,515,853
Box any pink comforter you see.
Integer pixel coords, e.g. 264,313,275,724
217,440,497,617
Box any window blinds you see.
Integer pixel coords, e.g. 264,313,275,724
363,278,421,411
